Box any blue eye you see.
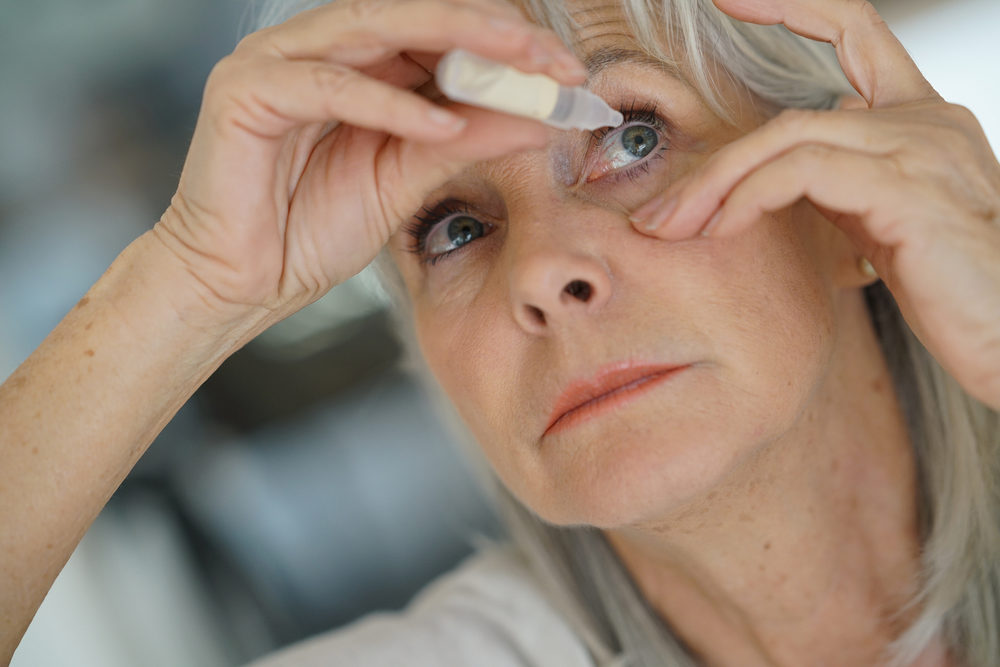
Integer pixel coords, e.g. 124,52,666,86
404,201,495,265
621,125,659,159
586,103,668,182
595,124,660,172
426,214,487,257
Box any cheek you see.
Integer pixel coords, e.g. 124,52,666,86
414,297,524,469
711,212,838,423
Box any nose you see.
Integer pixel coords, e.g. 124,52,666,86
509,245,612,335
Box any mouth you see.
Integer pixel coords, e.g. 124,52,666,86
544,362,690,437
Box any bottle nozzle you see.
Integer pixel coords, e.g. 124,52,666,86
547,86,623,131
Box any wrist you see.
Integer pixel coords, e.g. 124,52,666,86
95,230,276,364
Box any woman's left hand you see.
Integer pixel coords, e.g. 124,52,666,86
629,0,1000,410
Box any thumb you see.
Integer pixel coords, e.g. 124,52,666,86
379,103,550,228
403,103,550,178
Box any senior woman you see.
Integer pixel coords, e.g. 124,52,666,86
2,0,999,664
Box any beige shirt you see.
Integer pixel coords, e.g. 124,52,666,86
248,547,594,667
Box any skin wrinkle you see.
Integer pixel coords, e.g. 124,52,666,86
583,45,683,79
387,1,931,664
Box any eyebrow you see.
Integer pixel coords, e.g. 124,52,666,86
583,46,682,80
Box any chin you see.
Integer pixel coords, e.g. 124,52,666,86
523,381,809,529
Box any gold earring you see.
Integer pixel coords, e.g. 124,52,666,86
859,257,878,280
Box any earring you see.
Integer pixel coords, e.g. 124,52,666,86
859,257,878,280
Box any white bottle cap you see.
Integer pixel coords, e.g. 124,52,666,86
435,49,622,131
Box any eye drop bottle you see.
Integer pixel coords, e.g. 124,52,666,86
435,49,623,131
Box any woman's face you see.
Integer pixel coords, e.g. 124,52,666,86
388,3,864,527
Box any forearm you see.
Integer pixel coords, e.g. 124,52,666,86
0,230,268,662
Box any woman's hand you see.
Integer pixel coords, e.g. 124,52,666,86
628,0,1000,409
157,0,586,329
1,5,590,654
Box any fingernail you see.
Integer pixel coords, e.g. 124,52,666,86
427,106,466,130
701,209,723,237
629,193,668,225
642,196,680,232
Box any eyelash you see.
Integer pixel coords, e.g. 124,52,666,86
405,100,669,265
403,199,480,266
589,99,670,185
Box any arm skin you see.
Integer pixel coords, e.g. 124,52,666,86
0,231,269,664
0,1,587,660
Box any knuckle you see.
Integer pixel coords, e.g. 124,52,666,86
943,102,981,132
772,107,817,135
343,0,395,23
310,63,359,101
854,0,887,30
204,56,245,102
233,28,272,55
925,105,982,156
202,57,271,130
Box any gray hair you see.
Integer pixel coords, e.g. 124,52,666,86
254,1,1000,665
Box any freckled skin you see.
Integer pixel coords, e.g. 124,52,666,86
388,1,928,664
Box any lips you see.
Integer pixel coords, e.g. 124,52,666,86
544,362,689,436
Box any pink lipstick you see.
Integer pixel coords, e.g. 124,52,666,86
545,362,689,436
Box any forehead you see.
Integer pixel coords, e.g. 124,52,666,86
517,0,628,40
566,0,640,51
516,0,669,70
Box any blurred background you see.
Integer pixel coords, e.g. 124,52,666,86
3,0,998,665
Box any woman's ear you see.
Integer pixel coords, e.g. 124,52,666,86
831,227,881,289
836,93,868,111
803,198,880,289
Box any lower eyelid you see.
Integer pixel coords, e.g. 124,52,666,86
424,218,498,265
583,107,670,182
586,139,669,184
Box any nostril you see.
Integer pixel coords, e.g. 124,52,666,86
527,305,546,326
564,280,592,302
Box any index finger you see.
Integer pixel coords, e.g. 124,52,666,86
711,0,941,108
258,0,587,84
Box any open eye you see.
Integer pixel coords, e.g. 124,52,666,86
586,123,663,182
404,199,497,265
426,213,489,258
619,126,659,160
584,103,669,183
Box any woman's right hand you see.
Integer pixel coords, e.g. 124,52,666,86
5,5,590,651
156,0,586,329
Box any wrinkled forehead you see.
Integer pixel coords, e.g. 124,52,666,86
516,0,682,74
523,0,633,48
